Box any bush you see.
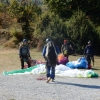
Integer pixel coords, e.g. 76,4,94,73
34,12,67,50
65,10,97,54
10,28,23,43
95,26,100,55
3,38,17,48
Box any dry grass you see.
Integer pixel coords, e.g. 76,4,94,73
0,48,44,73
0,49,100,75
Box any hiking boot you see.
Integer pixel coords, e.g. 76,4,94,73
46,77,51,83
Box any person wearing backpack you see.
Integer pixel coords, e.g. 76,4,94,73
83,40,94,69
19,39,31,69
61,39,73,57
42,38,59,83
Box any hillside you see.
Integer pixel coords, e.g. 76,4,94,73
0,0,46,49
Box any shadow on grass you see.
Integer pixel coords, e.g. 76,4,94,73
52,81,100,89
92,68,100,70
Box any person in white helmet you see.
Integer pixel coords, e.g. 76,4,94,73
42,38,59,83
83,40,94,69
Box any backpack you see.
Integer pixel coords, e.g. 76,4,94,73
20,45,29,56
62,44,70,51
62,42,73,54
45,41,57,66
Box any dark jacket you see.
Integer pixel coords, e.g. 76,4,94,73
84,45,94,56
42,41,59,66
19,44,30,58
42,42,60,57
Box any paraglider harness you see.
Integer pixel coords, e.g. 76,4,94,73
61,43,73,56
45,41,57,67
19,43,31,62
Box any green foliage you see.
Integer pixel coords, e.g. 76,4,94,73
44,0,72,19
9,0,41,22
95,26,100,54
8,0,42,40
0,0,100,54
44,0,100,25
34,12,67,48
0,3,6,12
65,10,97,53
71,0,100,25
10,27,23,43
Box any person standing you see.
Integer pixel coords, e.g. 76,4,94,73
61,39,73,57
83,41,94,69
19,39,31,69
42,38,59,83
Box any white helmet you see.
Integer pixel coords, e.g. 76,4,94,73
88,40,91,44
46,38,51,43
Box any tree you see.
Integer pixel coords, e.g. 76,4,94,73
44,0,100,25
9,0,41,40
34,12,67,50
44,0,72,19
0,2,11,29
71,0,100,25
65,10,97,53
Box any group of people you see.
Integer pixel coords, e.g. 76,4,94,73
42,38,73,83
19,38,94,83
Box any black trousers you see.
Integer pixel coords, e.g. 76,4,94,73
21,57,31,69
85,54,93,65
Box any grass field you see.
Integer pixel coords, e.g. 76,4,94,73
0,49,100,75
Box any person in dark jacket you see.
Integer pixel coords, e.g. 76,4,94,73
84,41,94,68
42,38,59,83
19,39,31,69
